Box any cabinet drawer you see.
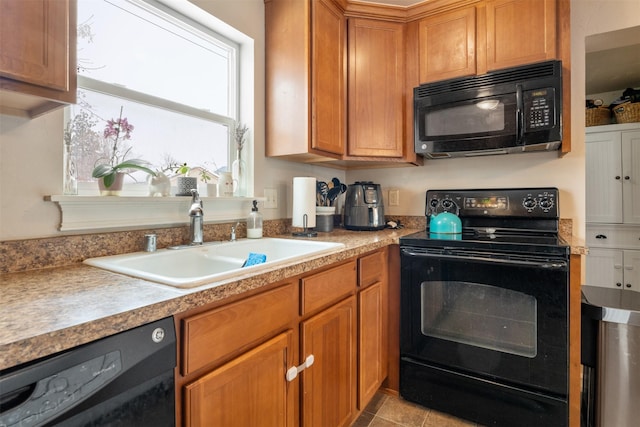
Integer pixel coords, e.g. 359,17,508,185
586,225,640,249
301,261,357,315
181,283,297,376
358,249,387,288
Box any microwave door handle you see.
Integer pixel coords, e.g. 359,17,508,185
516,84,524,144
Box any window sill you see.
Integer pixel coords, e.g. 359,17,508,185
47,195,260,232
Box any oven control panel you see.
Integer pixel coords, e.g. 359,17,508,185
426,188,558,218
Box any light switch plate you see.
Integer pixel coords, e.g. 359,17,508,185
264,188,278,209
389,189,400,206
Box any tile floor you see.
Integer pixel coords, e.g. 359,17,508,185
351,392,483,427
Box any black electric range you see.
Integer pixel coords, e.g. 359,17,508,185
399,187,571,427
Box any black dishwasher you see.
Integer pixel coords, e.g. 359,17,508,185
0,316,176,427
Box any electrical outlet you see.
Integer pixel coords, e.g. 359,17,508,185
389,189,400,206
264,188,278,209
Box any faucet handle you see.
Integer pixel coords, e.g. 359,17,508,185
230,221,240,241
190,188,201,203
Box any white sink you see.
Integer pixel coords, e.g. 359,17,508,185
83,238,345,288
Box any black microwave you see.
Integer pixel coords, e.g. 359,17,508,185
414,60,562,159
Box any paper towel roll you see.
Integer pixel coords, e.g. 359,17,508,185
292,177,316,228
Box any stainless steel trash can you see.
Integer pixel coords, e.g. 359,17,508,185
582,286,640,427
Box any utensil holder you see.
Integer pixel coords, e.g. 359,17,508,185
316,206,335,232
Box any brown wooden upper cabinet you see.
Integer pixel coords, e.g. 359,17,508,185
0,0,77,117
416,5,477,84
415,0,558,84
265,0,421,168
265,0,346,162
348,19,405,159
312,0,347,156
485,0,557,71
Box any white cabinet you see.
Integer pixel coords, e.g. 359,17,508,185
586,248,640,292
586,123,640,291
586,124,640,224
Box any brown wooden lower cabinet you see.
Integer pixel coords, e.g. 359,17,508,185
183,331,295,426
358,281,387,408
175,248,392,426
357,248,389,409
301,296,357,427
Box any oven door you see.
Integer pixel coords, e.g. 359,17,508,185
400,246,568,396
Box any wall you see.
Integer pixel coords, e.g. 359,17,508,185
1,0,639,241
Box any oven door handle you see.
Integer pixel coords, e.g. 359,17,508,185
401,249,567,269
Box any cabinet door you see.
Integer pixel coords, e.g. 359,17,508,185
586,248,623,289
184,331,294,427
348,18,404,158
0,0,70,90
301,296,357,427
586,131,623,223
623,250,640,292
622,131,640,224
417,6,476,83
311,0,346,156
484,0,556,71
358,281,387,409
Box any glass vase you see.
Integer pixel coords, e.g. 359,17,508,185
63,143,78,195
231,150,247,197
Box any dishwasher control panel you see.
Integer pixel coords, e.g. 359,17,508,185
0,351,122,427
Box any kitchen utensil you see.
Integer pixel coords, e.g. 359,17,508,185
327,186,342,205
316,181,329,206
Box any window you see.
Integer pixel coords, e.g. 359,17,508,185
66,0,247,197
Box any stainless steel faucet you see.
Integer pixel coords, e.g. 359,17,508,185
189,189,203,245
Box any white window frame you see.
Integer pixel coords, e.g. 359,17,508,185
51,0,256,232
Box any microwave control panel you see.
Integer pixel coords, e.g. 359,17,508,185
524,88,555,130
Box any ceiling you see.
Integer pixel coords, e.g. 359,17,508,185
585,25,640,95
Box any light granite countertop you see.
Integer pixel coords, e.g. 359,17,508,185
0,229,417,371
0,226,586,371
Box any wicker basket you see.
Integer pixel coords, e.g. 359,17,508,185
613,102,640,124
585,107,611,126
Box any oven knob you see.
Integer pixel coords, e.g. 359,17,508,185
539,197,554,210
441,199,454,210
429,198,439,209
523,197,537,209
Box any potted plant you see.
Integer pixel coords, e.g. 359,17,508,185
91,106,155,195
174,163,197,196
197,167,220,197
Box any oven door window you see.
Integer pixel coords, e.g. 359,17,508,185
421,281,537,358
